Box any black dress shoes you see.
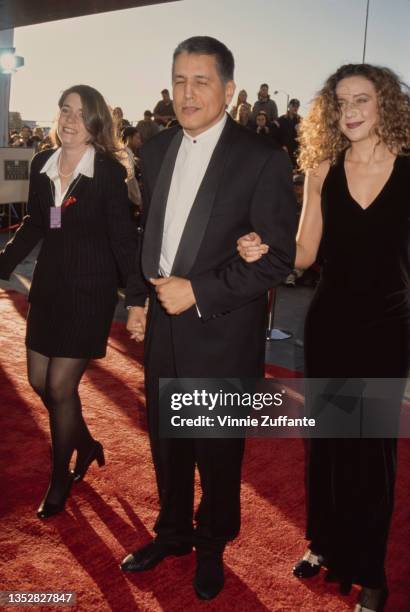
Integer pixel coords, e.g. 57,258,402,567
120,541,192,572
37,475,74,519
71,440,105,482
193,551,225,600
293,551,324,578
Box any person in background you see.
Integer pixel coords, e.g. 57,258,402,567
120,126,142,213
237,63,410,612
278,98,302,169
252,83,278,123
31,127,45,152
254,110,271,137
235,102,253,128
38,135,54,151
33,127,45,139
153,88,175,128
0,84,136,521
8,130,20,146
254,110,282,148
136,110,160,143
12,125,34,148
280,99,304,287
230,89,251,119
112,106,130,138
122,126,142,158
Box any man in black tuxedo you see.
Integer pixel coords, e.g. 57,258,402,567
122,36,296,599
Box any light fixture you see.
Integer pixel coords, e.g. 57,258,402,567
274,89,290,108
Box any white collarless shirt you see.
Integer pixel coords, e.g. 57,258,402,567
159,113,227,276
40,146,95,207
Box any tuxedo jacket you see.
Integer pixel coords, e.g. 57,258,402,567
0,148,137,310
125,116,297,377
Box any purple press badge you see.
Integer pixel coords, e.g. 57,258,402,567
50,206,61,229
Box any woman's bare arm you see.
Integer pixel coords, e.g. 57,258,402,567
237,160,330,267
294,161,329,269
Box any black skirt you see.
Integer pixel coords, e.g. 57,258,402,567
25,288,118,359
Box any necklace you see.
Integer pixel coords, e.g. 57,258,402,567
58,153,74,178
49,173,82,207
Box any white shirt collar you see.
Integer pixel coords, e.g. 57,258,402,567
182,112,227,146
40,146,95,181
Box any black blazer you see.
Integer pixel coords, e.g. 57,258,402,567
0,148,137,306
126,116,297,377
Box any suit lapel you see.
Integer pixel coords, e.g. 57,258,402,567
141,130,183,280
171,118,233,277
37,169,55,209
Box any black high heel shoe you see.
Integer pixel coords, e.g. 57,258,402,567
293,550,324,578
71,440,105,482
37,474,74,519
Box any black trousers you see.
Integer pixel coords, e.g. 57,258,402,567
144,303,245,553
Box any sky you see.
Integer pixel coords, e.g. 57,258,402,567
7,0,410,126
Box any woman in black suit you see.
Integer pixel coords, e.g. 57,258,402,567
0,85,137,519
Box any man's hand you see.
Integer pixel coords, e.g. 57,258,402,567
126,306,146,342
237,231,269,262
150,276,196,315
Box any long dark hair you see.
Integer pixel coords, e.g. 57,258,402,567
54,84,120,160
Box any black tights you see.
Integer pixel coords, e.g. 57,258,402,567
27,349,93,503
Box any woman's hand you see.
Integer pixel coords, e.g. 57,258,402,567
237,232,269,262
126,306,146,342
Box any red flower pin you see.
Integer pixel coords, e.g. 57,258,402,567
62,196,77,211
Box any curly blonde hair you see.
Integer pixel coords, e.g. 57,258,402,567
298,64,410,171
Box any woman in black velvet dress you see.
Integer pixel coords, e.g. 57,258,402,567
237,64,409,611
0,85,136,519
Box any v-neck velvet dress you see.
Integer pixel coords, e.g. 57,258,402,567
303,151,409,588
0,148,137,359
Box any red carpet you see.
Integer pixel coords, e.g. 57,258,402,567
0,288,409,611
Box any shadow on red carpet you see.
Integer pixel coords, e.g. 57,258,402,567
1,289,409,611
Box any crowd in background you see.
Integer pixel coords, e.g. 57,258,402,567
6,83,311,286
8,83,301,168
8,125,53,151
